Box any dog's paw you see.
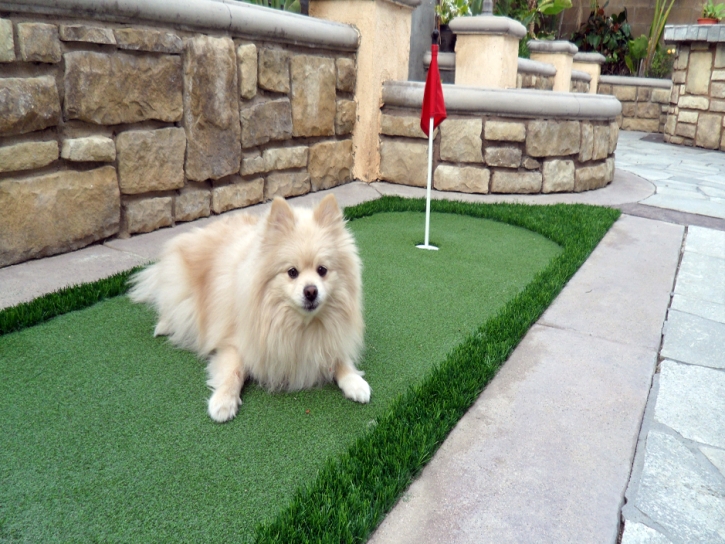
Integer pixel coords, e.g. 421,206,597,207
338,373,371,404
208,390,242,423
153,319,170,337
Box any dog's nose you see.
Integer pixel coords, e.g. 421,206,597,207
303,285,318,302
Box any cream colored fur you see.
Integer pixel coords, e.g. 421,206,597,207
129,195,369,422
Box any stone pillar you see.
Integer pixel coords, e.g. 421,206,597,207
528,40,578,93
573,51,606,94
309,0,420,182
448,15,526,89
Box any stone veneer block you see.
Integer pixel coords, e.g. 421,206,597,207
491,170,542,193
237,43,257,100
695,113,723,150
59,24,116,44
611,85,637,101
0,76,61,136
17,23,61,63
174,187,210,222
484,147,521,168
241,151,266,177
263,146,308,172
636,102,662,119
308,139,353,191
713,70,725,81
336,57,355,92
64,51,182,125
433,164,490,194
484,121,526,142
678,111,699,124
592,125,610,161
609,121,619,154
579,123,594,162
183,36,241,181
675,46,690,70
575,161,609,192
0,18,15,62
440,119,483,163
335,99,356,136
522,157,540,170
124,197,172,234
712,99,725,113
717,44,725,68
114,28,182,54
61,136,116,162
526,120,580,157
116,128,186,194
240,99,293,148
651,88,671,104
686,51,713,96
380,115,429,139
713,82,725,99
678,96,710,110
379,139,428,187
676,123,697,139
543,159,575,193
290,55,336,137
0,140,58,173
258,48,289,93
623,118,661,132
212,178,263,213
0,166,120,267
264,172,311,200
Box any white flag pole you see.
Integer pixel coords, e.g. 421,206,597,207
417,116,438,251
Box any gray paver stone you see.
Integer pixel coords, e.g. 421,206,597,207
675,250,725,303
621,521,673,544
661,310,725,369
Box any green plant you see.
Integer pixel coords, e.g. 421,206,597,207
436,0,472,25
571,2,632,75
625,34,648,75
241,0,301,13
702,0,725,19
495,0,570,39
648,46,676,78
642,0,675,75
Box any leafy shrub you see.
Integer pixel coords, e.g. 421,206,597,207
648,46,675,79
570,3,632,75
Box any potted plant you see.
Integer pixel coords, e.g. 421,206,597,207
435,0,472,52
699,0,725,23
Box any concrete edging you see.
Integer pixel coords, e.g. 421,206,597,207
573,51,606,64
449,15,526,38
528,39,578,55
518,57,557,76
665,23,725,43
571,69,591,82
600,75,672,89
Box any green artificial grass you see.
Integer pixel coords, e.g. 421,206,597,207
0,197,620,543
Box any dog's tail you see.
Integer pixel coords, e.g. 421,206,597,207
127,264,159,305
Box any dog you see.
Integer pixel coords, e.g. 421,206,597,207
129,194,370,422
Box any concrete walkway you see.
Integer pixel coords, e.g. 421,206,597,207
1,132,724,543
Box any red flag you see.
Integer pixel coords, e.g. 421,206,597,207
420,43,447,137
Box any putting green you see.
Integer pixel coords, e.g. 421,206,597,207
0,210,561,542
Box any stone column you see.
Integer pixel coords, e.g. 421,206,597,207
309,0,420,182
448,15,526,89
573,51,606,94
528,40,578,93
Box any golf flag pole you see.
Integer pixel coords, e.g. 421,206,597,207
416,29,447,251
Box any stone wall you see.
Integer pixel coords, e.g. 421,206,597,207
0,13,357,267
597,76,671,133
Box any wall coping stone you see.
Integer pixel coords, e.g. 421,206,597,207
424,50,455,70
383,80,621,119
380,0,422,8
599,75,672,89
528,39,578,55
449,15,526,39
424,54,557,77
573,51,606,64
571,69,591,82
0,0,360,50
664,24,725,44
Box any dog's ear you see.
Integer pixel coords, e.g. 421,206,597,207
313,194,343,228
267,197,295,234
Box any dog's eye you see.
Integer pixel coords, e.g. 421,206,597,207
317,266,327,277
287,267,299,279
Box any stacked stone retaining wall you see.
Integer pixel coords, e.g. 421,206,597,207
597,76,671,133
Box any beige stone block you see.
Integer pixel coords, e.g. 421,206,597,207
61,136,115,162
0,76,61,136
336,57,355,92
664,115,677,136
335,99,356,136
116,128,186,194
579,123,594,162
668,135,684,144
0,140,58,173
124,197,172,234
636,102,662,119
712,70,725,81
114,28,183,53
490,171,542,194
379,139,428,187
675,46,689,70
0,166,119,266
673,71,686,84
676,123,696,139
636,87,652,101
484,121,526,142
308,139,353,191
237,43,257,100
380,115,428,139
686,51,713,95
59,24,115,44
678,110,699,124
713,82,725,99
522,157,540,170
542,159,575,193
263,146,308,171
621,102,636,118
65,51,182,125
17,23,61,63
622,118,660,132
440,119,483,163
240,99,293,148
183,36,241,181
433,164,490,194
264,172,311,200
592,125,610,160
212,178,263,213
0,19,15,62
612,85,637,101
598,84,612,95
678,96,710,110
695,113,723,150
575,162,608,192
484,146,521,168
608,121,619,154
526,120,581,157
241,151,266,177
711,99,725,113
670,84,680,104
717,45,725,69
605,157,615,184
291,55,336,137
258,48,289,94
174,187,210,222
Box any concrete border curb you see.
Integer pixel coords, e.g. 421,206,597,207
600,75,672,89
518,57,557,76
528,39,578,55
574,51,606,64
449,15,526,38
571,69,592,82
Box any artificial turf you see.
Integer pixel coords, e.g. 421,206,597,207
0,197,619,543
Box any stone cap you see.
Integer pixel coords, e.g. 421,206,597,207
381,0,422,8
449,15,526,39
0,0,361,50
573,51,606,64
571,70,591,82
423,51,455,71
599,75,672,89
528,40,578,55
517,57,557,76
664,24,725,43
382,80,622,119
